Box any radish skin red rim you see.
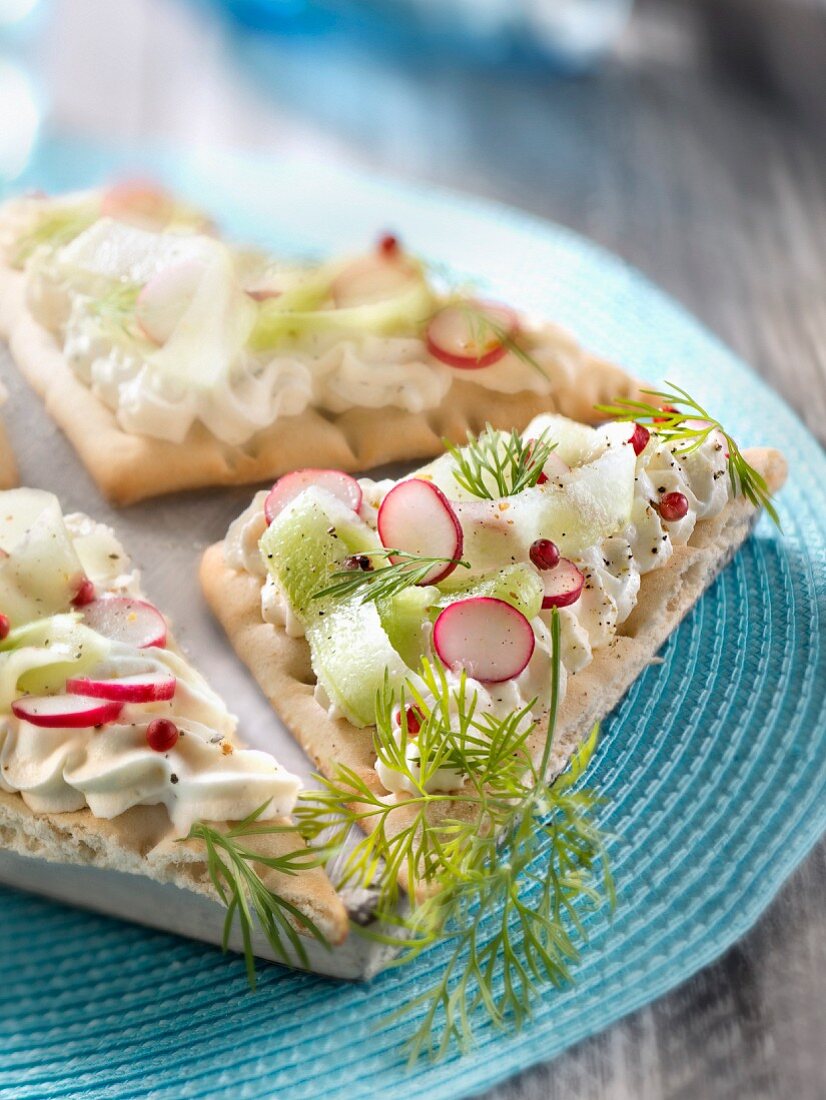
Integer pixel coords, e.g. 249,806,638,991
426,301,518,370
11,693,125,729
264,469,363,526
65,672,177,703
432,596,535,683
377,480,464,585
540,559,585,609
81,597,168,649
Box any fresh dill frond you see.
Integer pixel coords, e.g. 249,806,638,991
597,380,779,526
296,612,614,1060
181,803,329,987
312,549,470,605
445,424,557,500
88,282,141,338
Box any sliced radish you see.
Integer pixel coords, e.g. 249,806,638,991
433,597,535,683
82,597,168,649
540,452,570,480
65,671,176,703
245,284,282,302
540,559,584,609
12,693,124,729
101,180,174,225
331,254,417,307
426,301,518,370
135,258,206,345
377,480,463,585
264,469,363,526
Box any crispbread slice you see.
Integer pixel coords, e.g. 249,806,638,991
0,790,348,947
0,503,349,950
200,448,787,899
0,262,638,506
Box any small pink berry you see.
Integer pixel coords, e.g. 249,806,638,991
659,491,689,521
72,578,96,607
394,705,423,736
629,423,650,456
0,614,9,641
529,538,561,570
146,718,179,752
378,233,399,257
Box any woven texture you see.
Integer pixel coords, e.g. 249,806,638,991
1,143,824,1100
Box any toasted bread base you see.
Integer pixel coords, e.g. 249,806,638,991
200,448,787,897
0,263,638,506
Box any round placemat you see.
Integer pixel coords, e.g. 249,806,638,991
1,143,824,1100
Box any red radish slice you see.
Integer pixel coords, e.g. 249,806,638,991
541,452,570,479
377,480,463,585
264,469,363,525
332,254,417,307
12,694,125,729
135,258,206,345
245,285,282,302
101,180,174,225
433,597,535,683
540,559,584,609
82,597,168,649
66,672,176,703
426,301,518,370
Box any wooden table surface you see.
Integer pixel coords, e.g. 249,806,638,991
11,0,826,1095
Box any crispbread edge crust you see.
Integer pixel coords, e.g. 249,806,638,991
0,259,639,505
200,447,787,897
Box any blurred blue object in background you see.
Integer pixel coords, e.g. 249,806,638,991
196,0,634,72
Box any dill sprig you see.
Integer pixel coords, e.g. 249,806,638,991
445,424,557,500
88,281,141,338
312,549,470,605
296,612,614,1060
181,803,329,987
597,381,779,526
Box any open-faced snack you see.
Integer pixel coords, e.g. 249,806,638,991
0,184,638,504
0,487,348,958
201,386,787,902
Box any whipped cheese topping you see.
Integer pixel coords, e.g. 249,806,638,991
7,200,604,446
231,415,734,797
0,501,301,833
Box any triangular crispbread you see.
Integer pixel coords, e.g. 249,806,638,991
200,447,787,899
0,252,638,506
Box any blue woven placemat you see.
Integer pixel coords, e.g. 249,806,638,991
1,142,824,1100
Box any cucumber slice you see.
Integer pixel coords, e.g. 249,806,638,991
378,585,438,669
248,276,434,351
0,616,110,711
307,598,410,728
259,486,379,624
455,444,636,569
521,414,600,467
0,490,86,626
436,563,543,621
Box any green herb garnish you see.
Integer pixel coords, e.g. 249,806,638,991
313,548,470,605
445,424,557,500
597,381,779,526
296,611,613,1061
181,804,329,988
88,281,141,337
